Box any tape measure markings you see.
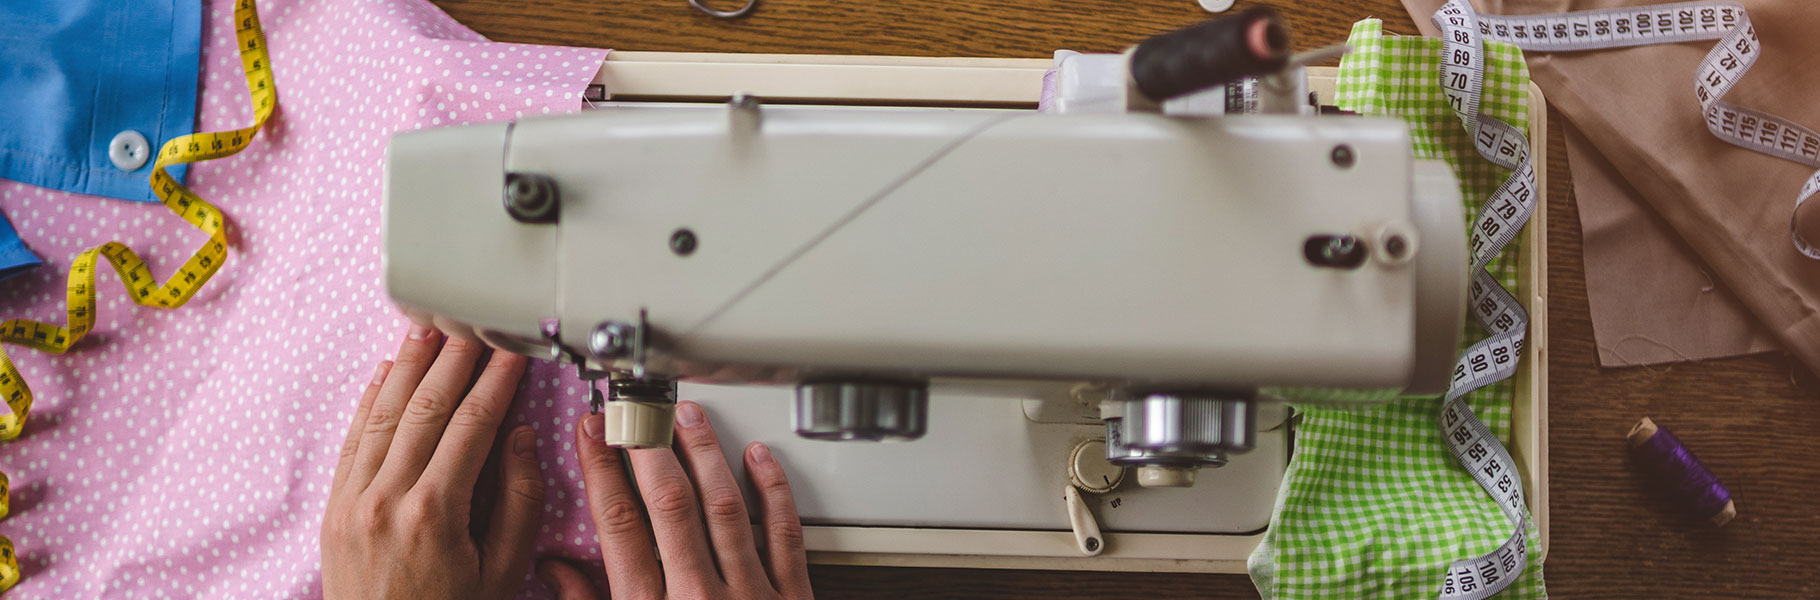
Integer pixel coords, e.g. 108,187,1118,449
1431,0,1820,596
1464,1,1820,257
0,537,13,593
1433,0,1538,597
0,0,276,592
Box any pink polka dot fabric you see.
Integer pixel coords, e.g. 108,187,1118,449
0,0,608,596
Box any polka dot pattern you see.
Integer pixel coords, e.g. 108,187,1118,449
0,0,608,596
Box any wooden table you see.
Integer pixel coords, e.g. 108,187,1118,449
429,0,1820,596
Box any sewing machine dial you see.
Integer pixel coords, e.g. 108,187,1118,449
1069,438,1126,494
1104,394,1256,487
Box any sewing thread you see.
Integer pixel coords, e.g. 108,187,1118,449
1627,416,1736,526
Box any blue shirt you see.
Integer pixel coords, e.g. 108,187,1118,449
0,0,203,280
0,213,39,281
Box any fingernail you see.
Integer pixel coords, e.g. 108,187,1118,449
749,442,774,465
675,401,704,428
369,360,392,386
408,322,433,340
513,427,537,459
582,414,604,441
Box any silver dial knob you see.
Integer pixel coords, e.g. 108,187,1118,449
1120,393,1255,455
1104,393,1255,487
792,381,928,442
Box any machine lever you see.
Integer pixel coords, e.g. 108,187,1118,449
1064,486,1105,557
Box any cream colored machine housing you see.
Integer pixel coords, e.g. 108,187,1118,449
386,110,1465,390
379,51,1554,573
384,10,1469,459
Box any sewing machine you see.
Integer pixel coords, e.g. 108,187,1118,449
381,10,1528,571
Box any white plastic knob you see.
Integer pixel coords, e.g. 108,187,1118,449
1198,0,1236,13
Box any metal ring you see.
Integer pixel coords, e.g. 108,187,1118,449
689,0,755,18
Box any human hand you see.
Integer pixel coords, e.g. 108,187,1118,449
320,325,541,599
536,400,813,600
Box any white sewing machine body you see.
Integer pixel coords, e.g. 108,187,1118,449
380,11,1551,570
387,106,1464,390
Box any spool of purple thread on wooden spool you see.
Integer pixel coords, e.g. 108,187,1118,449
1627,417,1736,526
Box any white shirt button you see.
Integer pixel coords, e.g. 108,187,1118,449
108,130,151,171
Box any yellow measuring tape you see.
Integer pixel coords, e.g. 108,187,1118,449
0,0,275,591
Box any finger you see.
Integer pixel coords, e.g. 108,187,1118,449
628,441,721,593
671,402,767,587
537,559,602,600
347,323,444,493
481,426,545,588
418,351,528,498
332,360,391,496
575,414,663,600
746,442,812,597
370,333,487,489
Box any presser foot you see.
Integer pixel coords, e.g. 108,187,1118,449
596,375,679,449
573,360,677,448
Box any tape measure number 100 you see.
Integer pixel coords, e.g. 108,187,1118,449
0,0,277,591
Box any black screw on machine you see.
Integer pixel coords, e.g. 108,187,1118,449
1329,144,1355,169
503,173,559,223
670,228,698,256
1383,234,1409,260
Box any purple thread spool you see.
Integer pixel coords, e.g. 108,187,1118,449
1627,417,1736,526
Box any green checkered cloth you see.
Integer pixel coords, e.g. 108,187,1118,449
1246,20,1547,599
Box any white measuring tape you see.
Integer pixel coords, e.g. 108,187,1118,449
1429,2,1538,597
1455,0,1820,256
1430,0,1819,596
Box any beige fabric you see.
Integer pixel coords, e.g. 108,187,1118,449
1403,0,1820,368
1564,123,1780,365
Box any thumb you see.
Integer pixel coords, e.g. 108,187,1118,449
483,426,545,586
536,558,603,600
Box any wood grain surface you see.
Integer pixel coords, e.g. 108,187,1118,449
428,0,1820,596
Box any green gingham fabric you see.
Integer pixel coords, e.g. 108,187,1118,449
1246,20,1547,599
